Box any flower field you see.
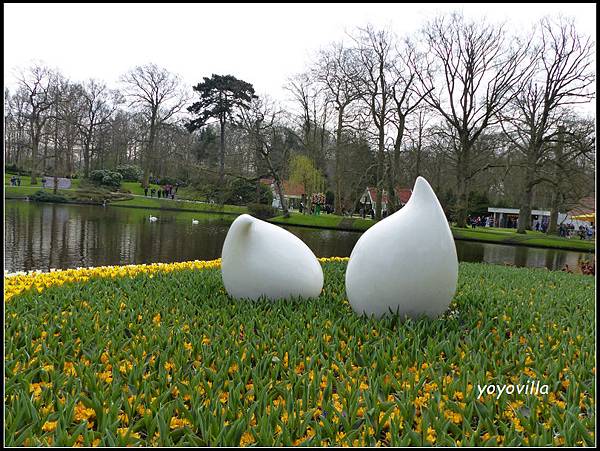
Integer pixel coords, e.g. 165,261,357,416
4,259,595,446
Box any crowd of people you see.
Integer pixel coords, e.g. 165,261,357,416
298,202,334,215
143,183,178,199
468,215,495,228
558,223,595,240
9,175,22,186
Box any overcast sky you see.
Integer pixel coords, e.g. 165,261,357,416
3,3,596,112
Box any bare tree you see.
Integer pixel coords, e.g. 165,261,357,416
350,24,396,220
16,64,58,185
546,118,595,234
416,13,533,227
314,41,363,214
385,40,431,213
285,72,331,169
404,107,433,184
121,63,188,187
239,96,291,217
4,88,29,169
500,17,595,233
73,79,121,177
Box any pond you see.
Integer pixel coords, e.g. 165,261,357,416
4,200,594,273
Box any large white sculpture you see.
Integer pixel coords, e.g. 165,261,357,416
345,176,458,319
221,214,324,301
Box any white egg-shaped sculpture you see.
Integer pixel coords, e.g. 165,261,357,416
345,176,458,319
221,214,324,301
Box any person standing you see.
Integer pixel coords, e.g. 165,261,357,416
144,187,148,197
151,187,156,197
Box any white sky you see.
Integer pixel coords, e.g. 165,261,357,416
3,3,597,113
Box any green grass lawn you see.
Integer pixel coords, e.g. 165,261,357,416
4,173,82,189
111,197,247,214
452,227,595,252
120,183,210,203
269,212,347,228
4,261,595,446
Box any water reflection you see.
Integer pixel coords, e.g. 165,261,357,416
4,201,594,273
455,239,592,271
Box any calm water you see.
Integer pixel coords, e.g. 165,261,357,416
4,200,594,273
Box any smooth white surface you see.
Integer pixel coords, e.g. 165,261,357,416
221,214,324,301
345,176,458,319
192,219,199,224
149,216,158,222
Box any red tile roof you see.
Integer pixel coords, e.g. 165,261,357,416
366,187,412,206
282,181,305,197
261,178,306,197
567,196,595,216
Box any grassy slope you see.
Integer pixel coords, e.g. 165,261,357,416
4,173,84,190
269,211,346,228
111,197,247,214
4,261,595,446
451,227,595,251
268,214,595,252
119,183,208,202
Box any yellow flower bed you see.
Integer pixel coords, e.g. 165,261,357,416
3,257,349,302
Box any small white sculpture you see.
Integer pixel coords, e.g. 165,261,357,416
345,176,458,319
149,215,158,222
221,214,324,300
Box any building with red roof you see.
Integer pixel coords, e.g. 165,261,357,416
360,186,413,213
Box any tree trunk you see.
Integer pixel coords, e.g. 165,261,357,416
548,192,560,236
517,183,534,234
375,127,385,220
143,118,157,188
387,115,405,214
273,178,289,218
334,108,344,215
454,136,471,228
53,121,59,195
517,152,537,234
455,171,468,228
414,117,423,182
547,127,565,236
30,138,38,185
219,117,226,185
83,137,91,178
385,157,396,216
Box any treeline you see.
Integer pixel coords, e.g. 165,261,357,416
4,13,595,231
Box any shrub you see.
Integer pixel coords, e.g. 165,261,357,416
5,163,30,175
89,169,123,189
28,190,68,203
115,165,143,182
247,203,277,219
223,178,273,206
157,176,180,186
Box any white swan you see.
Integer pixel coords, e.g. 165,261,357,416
192,219,199,225
221,214,323,301
345,176,458,319
149,215,158,222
